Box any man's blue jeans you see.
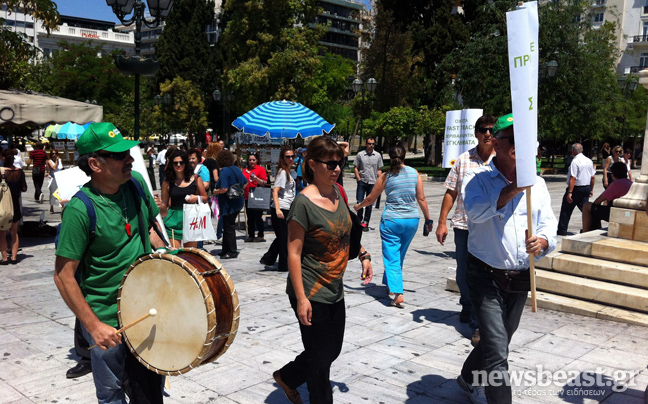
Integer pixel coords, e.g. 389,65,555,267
81,324,128,404
460,254,528,404
380,217,419,293
454,229,478,331
355,181,375,225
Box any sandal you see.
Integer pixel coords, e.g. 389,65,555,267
0,260,7,266
390,294,405,309
10,258,17,265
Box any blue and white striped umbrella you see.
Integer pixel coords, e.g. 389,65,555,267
232,100,335,139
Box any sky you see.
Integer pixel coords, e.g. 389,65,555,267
53,0,372,24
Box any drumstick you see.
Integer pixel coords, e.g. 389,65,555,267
89,309,157,349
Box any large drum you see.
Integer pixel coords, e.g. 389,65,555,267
118,248,239,376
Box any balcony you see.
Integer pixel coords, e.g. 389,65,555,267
627,66,648,74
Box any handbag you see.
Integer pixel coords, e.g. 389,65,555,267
248,186,271,210
0,167,14,231
335,184,362,260
225,167,245,199
182,199,218,242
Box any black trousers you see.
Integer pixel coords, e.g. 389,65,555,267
279,297,345,404
557,185,590,234
262,208,289,270
245,200,265,238
33,172,45,200
74,317,91,362
221,211,239,256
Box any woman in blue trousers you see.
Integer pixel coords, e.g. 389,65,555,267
354,144,433,308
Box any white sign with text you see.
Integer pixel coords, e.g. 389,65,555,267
442,109,483,168
507,1,539,187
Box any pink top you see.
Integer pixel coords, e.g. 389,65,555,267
601,178,632,203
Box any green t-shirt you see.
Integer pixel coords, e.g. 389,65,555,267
56,171,160,327
286,187,351,304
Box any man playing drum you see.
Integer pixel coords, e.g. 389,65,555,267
54,123,167,404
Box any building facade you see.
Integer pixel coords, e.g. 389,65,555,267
1,5,135,58
314,0,365,62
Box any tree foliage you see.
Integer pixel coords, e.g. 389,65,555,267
0,0,60,89
220,0,325,112
155,0,216,91
156,77,208,143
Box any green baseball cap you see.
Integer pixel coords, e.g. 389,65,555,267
493,113,513,134
77,122,139,155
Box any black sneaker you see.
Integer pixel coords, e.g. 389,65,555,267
260,257,275,266
457,375,487,404
66,361,92,379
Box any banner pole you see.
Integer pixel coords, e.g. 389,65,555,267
526,187,537,312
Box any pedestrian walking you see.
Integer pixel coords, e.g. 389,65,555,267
273,136,373,404
354,137,383,231
242,153,268,242
557,143,596,236
353,144,433,308
603,145,624,189
260,146,296,271
457,114,557,404
0,149,27,265
26,141,47,203
47,149,63,213
213,150,246,259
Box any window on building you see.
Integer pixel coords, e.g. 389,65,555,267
640,53,648,67
643,22,648,37
594,0,606,5
644,0,648,14
593,12,604,22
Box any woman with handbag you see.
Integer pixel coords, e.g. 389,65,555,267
46,149,63,213
160,150,208,248
273,137,373,404
242,153,268,242
0,149,27,264
354,144,433,308
260,147,296,271
213,150,247,259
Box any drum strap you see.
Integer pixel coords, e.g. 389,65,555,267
127,178,169,248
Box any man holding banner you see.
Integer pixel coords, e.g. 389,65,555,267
457,114,557,404
436,115,496,346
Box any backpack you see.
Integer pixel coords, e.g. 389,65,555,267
58,177,167,256
0,167,14,231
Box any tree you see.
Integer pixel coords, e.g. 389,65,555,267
155,0,216,91
156,77,208,145
36,42,134,112
0,0,60,89
220,0,325,111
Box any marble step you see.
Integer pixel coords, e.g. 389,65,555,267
445,278,648,327
561,230,648,267
535,252,648,289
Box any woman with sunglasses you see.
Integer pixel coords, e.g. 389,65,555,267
354,144,432,308
260,146,296,271
160,150,208,248
603,145,625,189
243,153,268,242
273,137,373,404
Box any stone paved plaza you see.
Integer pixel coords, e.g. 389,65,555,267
1,171,647,404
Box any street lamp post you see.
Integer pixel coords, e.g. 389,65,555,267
212,90,235,144
106,0,174,140
351,77,377,144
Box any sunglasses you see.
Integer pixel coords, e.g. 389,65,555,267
98,151,130,161
496,135,515,145
366,142,375,146
315,159,344,170
477,127,494,134
284,155,295,159
172,161,185,166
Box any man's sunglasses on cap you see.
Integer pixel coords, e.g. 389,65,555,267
315,159,344,170
495,132,515,145
477,127,494,134
98,151,130,160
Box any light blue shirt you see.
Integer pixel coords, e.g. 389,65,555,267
462,160,557,270
195,164,210,185
383,166,419,220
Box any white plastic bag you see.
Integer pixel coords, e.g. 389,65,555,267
182,199,217,242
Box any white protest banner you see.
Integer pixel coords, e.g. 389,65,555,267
54,167,90,202
442,109,483,168
130,145,170,245
507,0,539,188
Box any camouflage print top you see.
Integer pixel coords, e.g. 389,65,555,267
286,186,351,304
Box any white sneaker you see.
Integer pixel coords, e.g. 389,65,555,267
39,193,44,203
457,375,487,404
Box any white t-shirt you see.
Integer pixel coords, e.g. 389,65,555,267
272,169,295,210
